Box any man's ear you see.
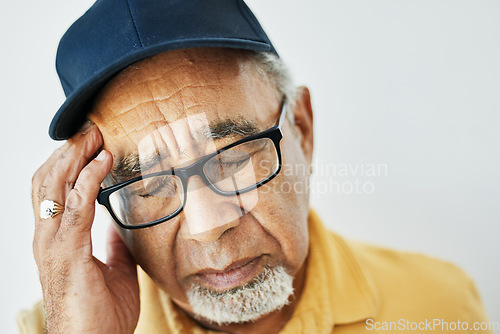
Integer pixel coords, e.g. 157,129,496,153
292,86,314,165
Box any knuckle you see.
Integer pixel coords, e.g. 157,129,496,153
63,193,85,228
59,151,68,162
36,184,49,202
32,167,50,190
45,167,57,182
31,168,42,186
33,168,57,202
48,160,66,178
65,190,85,211
74,171,98,196
64,179,76,192
61,188,96,232
74,180,90,197
78,165,95,180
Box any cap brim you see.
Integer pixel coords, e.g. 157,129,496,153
49,38,275,140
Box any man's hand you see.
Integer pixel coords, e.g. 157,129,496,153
31,122,140,334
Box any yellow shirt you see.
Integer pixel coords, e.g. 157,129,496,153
18,209,491,333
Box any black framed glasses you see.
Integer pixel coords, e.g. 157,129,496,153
97,100,288,229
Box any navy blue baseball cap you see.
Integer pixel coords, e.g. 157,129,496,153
49,0,278,140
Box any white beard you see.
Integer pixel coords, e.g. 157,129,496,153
186,265,294,325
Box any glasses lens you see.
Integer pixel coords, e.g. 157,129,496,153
203,138,279,193
109,174,183,226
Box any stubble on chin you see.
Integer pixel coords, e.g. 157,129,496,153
186,265,294,325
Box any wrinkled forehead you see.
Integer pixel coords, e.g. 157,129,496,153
88,49,279,179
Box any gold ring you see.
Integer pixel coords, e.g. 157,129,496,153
40,200,64,219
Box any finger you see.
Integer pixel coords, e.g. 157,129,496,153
106,225,137,276
31,121,95,204
32,121,101,236
31,143,70,210
40,122,103,205
33,128,102,256
56,150,112,246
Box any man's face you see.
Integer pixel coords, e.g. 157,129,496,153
89,49,312,321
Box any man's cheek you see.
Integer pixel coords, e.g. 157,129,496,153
126,230,173,269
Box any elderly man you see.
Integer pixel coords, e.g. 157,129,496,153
19,0,490,333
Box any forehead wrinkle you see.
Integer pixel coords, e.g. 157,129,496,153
108,83,219,126
94,59,261,137
109,60,219,96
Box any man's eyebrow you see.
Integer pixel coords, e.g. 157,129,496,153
110,117,260,181
110,152,163,181
200,117,260,140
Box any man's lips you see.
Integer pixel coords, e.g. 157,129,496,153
195,256,264,291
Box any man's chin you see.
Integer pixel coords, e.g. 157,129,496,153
186,265,294,326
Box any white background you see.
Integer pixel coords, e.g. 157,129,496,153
1,1,499,333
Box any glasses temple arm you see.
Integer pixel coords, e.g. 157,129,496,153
278,100,288,129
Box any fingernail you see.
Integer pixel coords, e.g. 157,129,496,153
95,150,106,161
80,120,94,134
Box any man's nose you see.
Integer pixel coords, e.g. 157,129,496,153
179,176,258,242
